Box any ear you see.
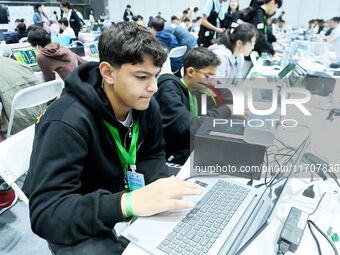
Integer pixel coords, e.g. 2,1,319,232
185,67,195,78
99,62,115,85
236,40,243,48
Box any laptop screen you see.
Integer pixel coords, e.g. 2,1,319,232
84,42,99,59
12,47,37,66
235,136,309,254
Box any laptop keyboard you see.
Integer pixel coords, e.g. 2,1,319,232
157,179,250,255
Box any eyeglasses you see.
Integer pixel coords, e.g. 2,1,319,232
193,69,215,79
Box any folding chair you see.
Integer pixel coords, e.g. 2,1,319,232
6,80,64,138
0,125,35,205
169,46,187,75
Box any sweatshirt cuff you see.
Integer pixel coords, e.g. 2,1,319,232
99,191,126,227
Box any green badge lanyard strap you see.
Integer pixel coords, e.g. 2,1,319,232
180,78,198,117
103,120,139,191
263,15,268,35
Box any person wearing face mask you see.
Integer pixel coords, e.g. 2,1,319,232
209,23,257,78
250,0,282,56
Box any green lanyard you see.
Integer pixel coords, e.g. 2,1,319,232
180,78,198,117
263,15,268,35
103,120,139,191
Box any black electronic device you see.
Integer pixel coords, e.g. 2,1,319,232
278,207,308,253
193,117,266,180
302,71,336,97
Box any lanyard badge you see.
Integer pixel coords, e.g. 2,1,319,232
103,120,145,191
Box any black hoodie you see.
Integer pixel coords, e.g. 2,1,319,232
155,74,231,165
23,62,169,246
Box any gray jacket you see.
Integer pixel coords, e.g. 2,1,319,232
0,57,45,134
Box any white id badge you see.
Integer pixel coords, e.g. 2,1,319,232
205,31,210,37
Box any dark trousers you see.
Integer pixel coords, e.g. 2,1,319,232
49,236,129,255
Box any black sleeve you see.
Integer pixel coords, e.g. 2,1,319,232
123,10,128,21
136,98,170,183
28,121,126,245
252,12,275,55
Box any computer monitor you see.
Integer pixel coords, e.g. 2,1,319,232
11,47,37,67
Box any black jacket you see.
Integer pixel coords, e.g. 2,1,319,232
69,10,81,37
23,62,169,245
155,74,231,165
251,7,275,56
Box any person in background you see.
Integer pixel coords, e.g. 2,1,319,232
27,28,86,82
23,22,200,254
155,47,231,165
208,23,257,78
180,10,189,22
166,16,197,50
278,10,285,23
89,10,96,27
149,18,179,51
249,0,283,56
197,0,229,47
60,1,81,37
49,19,60,37
180,17,191,30
58,17,76,39
132,15,145,27
123,4,134,21
5,22,27,44
189,7,200,21
223,0,239,29
50,11,58,24
325,17,340,60
33,3,50,34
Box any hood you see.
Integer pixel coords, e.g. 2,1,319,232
208,44,233,58
64,62,125,124
40,43,72,62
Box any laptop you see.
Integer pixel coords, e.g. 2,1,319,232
122,137,308,255
11,47,37,67
84,42,99,59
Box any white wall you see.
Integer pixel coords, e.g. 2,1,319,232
107,0,340,28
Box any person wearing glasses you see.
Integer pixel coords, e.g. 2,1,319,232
155,47,231,165
208,23,258,78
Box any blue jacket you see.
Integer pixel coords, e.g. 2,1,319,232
164,25,197,50
156,30,179,51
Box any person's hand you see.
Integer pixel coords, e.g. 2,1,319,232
121,176,201,217
216,28,225,34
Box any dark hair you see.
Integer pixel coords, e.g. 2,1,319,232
149,18,164,32
251,0,282,8
15,18,21,23
98,22,167,68
183,10,189,15
58,17,69,27
127,4,131,8
171,15,179,21
60,1,71,9
27,24,40,33
27,28,51,47
216,23,258,51
35,3,43,11
183,17,190,22
17,22,26,32
183,47,221,74
228,0,239,13
331,17,340,23
194,7,199,12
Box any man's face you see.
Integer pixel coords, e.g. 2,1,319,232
190,65,217,80
111,54,160,111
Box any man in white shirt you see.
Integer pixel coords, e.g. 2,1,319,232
58,17,76,39
327,17,340,61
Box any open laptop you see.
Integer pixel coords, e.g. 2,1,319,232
122,137,308,255
84,42,99,59
11,47,37,67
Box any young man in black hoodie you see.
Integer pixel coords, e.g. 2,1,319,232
155,47,232,165
23,22,201,254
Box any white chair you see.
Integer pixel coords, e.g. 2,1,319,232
6,80,64,138
159,56,172,76
169,46,187,59
19,37,28,43
0,125,35,205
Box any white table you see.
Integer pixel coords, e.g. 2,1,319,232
124,58,340,255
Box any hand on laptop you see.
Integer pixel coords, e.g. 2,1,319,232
121,176,201,217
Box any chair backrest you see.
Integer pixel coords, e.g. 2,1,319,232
159,56,172,76
6,80,64,138
0,125,35,205
169,46,187,59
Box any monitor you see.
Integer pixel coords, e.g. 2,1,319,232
11,47,37,67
